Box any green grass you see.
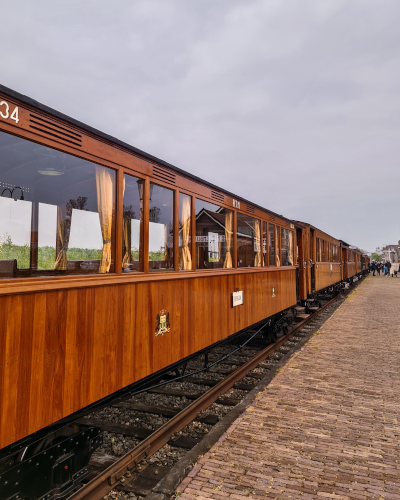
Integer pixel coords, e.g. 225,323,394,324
0,234,103,269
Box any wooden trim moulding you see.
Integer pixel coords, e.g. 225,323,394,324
0,266,296,297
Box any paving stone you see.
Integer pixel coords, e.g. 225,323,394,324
175,277,400,500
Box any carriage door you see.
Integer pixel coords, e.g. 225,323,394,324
310,229,315,292
296,228,306,301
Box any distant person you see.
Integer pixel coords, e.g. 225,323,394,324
371,261,376,276
377,262,381,276
387,261,392,276
383,262,387,275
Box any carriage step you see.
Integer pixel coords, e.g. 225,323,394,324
294,306,306,313
295,314,310,321
308,307,319,312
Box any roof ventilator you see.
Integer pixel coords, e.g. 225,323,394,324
29,114,82,147
247,205,255,214
152,165,176,185
211,190,224,204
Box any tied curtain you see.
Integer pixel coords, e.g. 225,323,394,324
223,211,233,269
180,196,192,270
276,226,280,266
254,220,262,267
96,166,114,274
54,205,70,270
122,218,134,268
288,231,294,265
122,176,134,268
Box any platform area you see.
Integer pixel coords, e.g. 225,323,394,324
175,275,400,500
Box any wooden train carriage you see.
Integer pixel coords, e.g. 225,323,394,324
0,85,298,452
340,242,362,280
294,222,341,300
362,254,370,272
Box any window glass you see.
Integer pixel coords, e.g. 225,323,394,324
149,183,174,272
316,238,322,262
237,214,261,268
281,228,294,266
268,224,275,266
262,221,267,266
122,174,143,273
179,193,192,270
276,226,281,266
195,199,233,269
0,131,115,279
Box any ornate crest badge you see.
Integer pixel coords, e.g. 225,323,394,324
155,309,170,337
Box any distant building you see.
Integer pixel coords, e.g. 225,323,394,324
376,243,400,263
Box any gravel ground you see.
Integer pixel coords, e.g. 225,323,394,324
85,407,170,430
160,380,210,393
131,392,192,408
96,431,140,457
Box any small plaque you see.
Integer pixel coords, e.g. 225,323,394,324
232,290,243,307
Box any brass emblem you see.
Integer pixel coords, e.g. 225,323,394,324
155,309,170,337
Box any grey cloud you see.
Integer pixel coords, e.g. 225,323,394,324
1,0,400,251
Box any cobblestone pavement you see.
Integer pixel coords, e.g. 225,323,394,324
176,276,400,500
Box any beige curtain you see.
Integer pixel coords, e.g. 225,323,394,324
122,218,134,268
54,205,70,270
180,196,192,270
122,176,133,268
276,226,280,266
288,231,294,265
254,220,261,267
96,166,114,274
223,211,233,269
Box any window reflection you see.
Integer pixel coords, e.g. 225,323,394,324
276,226,281,266
195,199,233,269
179,193,192,270
0,130,115,279
237,213,261,268
149,183,174,272
269,224,275,266
122,174,143,272
262,221,267,266
281,228,294,266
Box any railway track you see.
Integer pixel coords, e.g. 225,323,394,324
62,279,365,500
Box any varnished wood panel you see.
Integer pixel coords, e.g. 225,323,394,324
314,263,342,291
0,269,296,449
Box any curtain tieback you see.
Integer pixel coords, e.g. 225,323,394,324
103,238,112,244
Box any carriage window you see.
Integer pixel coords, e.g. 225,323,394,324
179,193,192,270
268,224,275,266
0,131,115,279
316,238,321,262
262,221,267,266
195,199,233,269
149,183,174,272
276,226,281,266
122,174,143,273
236,214,261,268
281,228,294,266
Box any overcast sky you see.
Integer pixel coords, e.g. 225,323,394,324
1,0,399,252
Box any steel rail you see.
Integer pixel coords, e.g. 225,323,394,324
69,294,339,500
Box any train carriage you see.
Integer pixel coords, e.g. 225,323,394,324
0,85,369,498
294,222,342,300
340,241,363,281
0,85,301,454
